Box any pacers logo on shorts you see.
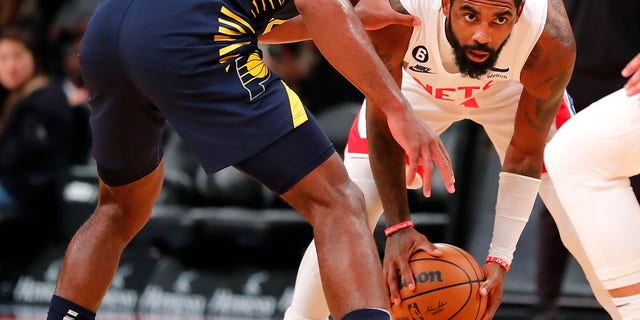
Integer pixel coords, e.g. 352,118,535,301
214,6,271,100
234,51,271,101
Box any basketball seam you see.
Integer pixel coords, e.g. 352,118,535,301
400,279,482,301
445,244,485,320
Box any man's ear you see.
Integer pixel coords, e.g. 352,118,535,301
516,0,525,19
442,0,451,16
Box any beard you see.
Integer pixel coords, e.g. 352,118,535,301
446,18,509,79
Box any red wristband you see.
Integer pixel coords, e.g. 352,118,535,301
384,221,415,237
486,256,510,272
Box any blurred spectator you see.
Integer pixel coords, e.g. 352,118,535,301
0,0,63,71
0,26,72,275
59,36,87,107
47,0,99,52
0,0,41,30
58,35,91,165
532,1,640,319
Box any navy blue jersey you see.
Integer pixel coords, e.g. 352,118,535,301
80,0,333,192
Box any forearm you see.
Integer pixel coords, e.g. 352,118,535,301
487,171,541,269
366,100,411,226
487,140,545,269
258,16,311,44
295,0,405,114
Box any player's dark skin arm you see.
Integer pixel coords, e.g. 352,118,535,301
503,0,575,178
363,19,452,307
259,0,419,44
480,1,575,319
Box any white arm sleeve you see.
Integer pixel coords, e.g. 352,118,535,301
487,171,541,265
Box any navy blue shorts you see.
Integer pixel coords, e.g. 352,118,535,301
80,0,334,194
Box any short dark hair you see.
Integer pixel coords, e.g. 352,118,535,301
0,25,43,74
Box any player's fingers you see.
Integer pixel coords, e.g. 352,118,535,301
478,282,498,320
388,11,421,27
624,68,640,96
481,305,497,320
622,53,640,78
479,280,490,296
415,242,442,257
383,276,392,306
406,154,419,188
398,260,415,292
387,265,403,306
433,142,456,193
421,155,434,198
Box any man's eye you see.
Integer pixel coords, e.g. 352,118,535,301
464,14,476,22
495,17,507,25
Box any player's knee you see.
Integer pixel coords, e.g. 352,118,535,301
96,162,164,237
337,180,367,217
311,180,367,227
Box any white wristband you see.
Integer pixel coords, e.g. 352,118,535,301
487,171,541,265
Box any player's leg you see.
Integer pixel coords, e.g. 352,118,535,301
533,92,620,318
50,162,164,314
283,104,384,320
532,205,568,318
46,2,167,317
282,81,457,320
283,147,384,320
538,92,619,316
233,109,390,320
538,176,621,319
280,153,388,320
545,89,640,319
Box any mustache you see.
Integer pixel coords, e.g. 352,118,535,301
462,43,496,55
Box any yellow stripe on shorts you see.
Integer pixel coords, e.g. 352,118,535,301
281,80,307,128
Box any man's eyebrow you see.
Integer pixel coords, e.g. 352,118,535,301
459,4,479,15
495,9,514,17
458,4,514,18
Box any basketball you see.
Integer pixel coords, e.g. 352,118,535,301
390,243,487,320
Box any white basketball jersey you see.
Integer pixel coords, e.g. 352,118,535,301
399,0,547,109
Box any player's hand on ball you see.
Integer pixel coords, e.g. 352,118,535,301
389,244,487,320
383,227,442,306
479,262,506,320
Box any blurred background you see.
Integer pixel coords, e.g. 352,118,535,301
1,0,637,319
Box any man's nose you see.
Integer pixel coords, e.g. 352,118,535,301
472,28,492,45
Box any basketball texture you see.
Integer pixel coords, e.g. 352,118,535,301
390,243,487,320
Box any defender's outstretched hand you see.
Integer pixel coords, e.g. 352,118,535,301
386,106,456,196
